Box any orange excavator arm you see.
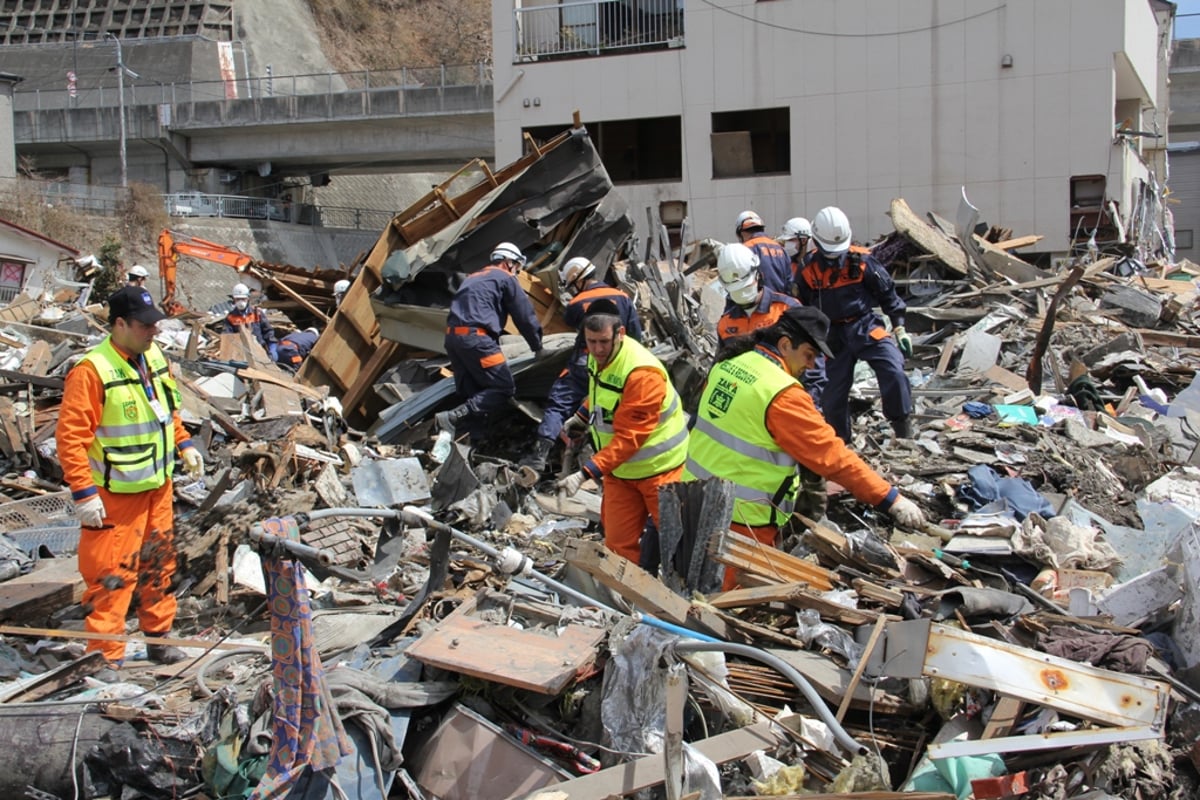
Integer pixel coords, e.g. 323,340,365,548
158,229,254,316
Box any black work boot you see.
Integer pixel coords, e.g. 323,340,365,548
435,404,470,433
146,636,187,665
519,437,554,472
891,416,913,439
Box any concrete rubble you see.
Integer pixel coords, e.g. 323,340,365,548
0,127,1198,799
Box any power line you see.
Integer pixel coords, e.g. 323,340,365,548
694,0,1007,38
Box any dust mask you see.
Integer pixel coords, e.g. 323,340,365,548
783,239,799,258
233,299,248,311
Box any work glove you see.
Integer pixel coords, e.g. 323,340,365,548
267,343,279,361
561,414,589,443
893,326,913,357
76,495,106,528
181,447,204,479
556,471,587,497
889,494,926,529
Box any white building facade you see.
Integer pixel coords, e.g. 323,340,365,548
493,0,1174,257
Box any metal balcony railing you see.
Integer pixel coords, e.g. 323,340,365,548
514,0,684,62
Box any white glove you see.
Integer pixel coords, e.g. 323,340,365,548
535,347,555,361
181,447,204,479
889,494,925,529
76,495,106,528
556,470,587,497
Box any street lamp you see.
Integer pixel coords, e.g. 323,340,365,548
105,32,139,188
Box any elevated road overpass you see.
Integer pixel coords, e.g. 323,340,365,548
13,70,496,186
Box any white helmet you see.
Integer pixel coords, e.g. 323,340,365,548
780,217,811,240
333,279,350,295
811,206,852,256
558,257,596,295
735,210,765,236
127,264,149,279
490,242,526,269
717,243,761,307
230,283,251,300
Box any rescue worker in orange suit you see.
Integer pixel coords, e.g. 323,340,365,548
56,286,204,675
735,210,791,295
437,242,545,441
224,282,278,361
521,257,644,473
556,299,688,563
275,327,319,372
685,306,926,589
126,264,150,288
794,206,913,442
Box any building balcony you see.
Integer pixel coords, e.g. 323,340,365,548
513,0,683,63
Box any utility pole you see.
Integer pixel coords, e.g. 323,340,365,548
106,32,127,188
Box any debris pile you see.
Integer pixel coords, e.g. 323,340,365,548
0,127,1197,799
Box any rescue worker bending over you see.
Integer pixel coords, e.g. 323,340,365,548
275,327,319,372
437,242,544,441
794,206,914,442
556,299,688,563
333,279,350,307
521,256,644,473
55,286,204,675
224,282,279,361
685,306,925,588
735,210,791,295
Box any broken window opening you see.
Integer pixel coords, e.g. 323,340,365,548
1177,229,1194,250
1069,174,1120,252
710,107,790,179
524,116,682,183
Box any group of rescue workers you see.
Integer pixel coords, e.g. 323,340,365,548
57,209,921,678
433,206,926,589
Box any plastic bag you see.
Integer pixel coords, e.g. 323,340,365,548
794,608,864,669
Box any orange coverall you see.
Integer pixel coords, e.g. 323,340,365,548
56,346,192,664
725,348,896,588
579,367,684,562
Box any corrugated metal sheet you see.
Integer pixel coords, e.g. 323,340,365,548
1170,150,1200,252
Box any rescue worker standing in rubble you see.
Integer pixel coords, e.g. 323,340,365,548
779,216,812,292
556,299,688,563
437,242,545,440
685,306,925,588
224,282,279,361
735,210,791,295
55,286,203,675
275,327,319,372
126,264,150,288
521,256,643,473
794,206,913,442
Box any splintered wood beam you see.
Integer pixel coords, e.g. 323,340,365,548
709,582,809,609
711,529,835,591
563,538,738,641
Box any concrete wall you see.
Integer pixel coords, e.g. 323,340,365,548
0,76,17,179
494,0,1169,252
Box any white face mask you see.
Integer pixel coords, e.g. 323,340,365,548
783,239,799,258
233,299,248,311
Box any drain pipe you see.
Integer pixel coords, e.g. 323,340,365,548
667,639,867,758
303,506,617,613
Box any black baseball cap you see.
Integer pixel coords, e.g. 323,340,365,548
583,297,621,319
108,286,166,325
778,306,834,359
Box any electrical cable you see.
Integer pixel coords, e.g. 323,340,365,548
694,0,1007,38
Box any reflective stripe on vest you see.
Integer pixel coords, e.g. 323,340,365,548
82,338,179,493
684,348,798,527
587,337,688,479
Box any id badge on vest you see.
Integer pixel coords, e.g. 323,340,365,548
149,397,169,425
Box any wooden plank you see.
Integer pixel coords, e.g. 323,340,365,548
766,648,909,714
0,556,84,621
836,616,888,722
709,582,809,609
982,695,1024,739
522,721,788,800
0,651,106,702
405,593,604,694
236,366,326,401
18,340,51,376
712,529,835,591
888,198,968,276
0,624,267,652
990,234,1043,250
563,538,738,640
